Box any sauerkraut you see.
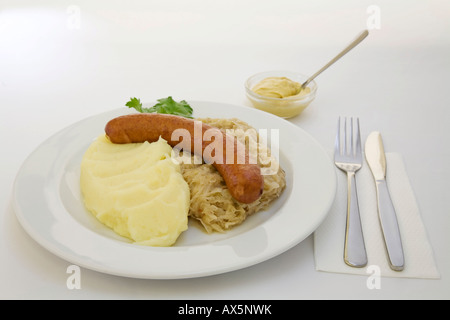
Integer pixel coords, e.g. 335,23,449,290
180,118,286,233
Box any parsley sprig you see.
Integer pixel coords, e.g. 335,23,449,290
125,96,193,118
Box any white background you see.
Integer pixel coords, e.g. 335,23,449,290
1,0,449,299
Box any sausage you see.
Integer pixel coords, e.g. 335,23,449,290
105,113,264,204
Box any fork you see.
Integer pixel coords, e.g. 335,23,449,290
334,117,368,268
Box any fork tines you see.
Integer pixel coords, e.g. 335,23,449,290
335,116,362,160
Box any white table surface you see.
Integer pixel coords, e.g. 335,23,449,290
1,0,449,300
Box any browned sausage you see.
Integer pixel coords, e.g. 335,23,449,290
105,113,264,204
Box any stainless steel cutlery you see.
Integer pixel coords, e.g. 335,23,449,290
334,117,404,271
334,117,368,268
365,132,405,271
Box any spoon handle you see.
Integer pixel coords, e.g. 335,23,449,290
302,30,369,88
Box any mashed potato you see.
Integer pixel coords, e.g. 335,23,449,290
80,135,190,246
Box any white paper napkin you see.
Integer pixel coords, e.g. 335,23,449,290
314,152,440,279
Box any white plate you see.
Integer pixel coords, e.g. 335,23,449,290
13,101,336,279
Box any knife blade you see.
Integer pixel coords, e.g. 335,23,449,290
365,132,404,271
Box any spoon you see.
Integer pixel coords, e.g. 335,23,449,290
300,29,369,91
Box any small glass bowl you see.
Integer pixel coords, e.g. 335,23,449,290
245,71,317,119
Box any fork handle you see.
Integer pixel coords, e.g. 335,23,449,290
344,171,368,268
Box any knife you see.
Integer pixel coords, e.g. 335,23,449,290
365,132,405,271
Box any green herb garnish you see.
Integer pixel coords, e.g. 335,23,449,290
125,96,193,118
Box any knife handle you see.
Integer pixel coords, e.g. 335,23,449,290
376,180,405,271
344,171,368,268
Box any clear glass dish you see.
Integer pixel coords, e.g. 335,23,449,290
245,71,317,119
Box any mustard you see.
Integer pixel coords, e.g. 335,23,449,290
252,77,310,98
